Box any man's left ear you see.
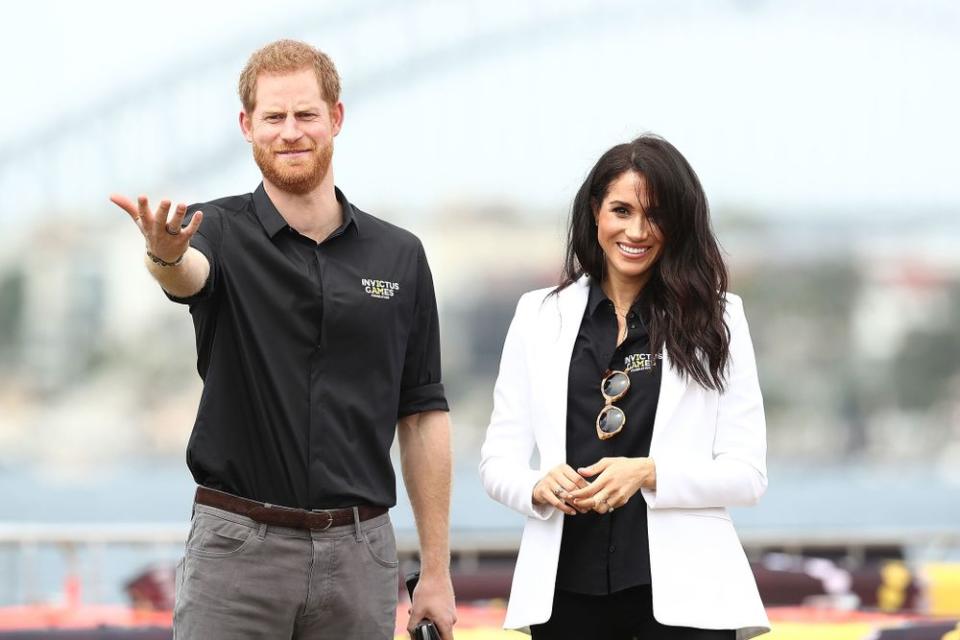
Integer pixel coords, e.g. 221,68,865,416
331,102,345,137
239,111,253,143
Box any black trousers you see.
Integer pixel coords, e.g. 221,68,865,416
531,585,736,640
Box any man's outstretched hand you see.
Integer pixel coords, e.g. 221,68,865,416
110,194,202,264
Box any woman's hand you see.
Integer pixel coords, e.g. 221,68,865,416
567,457,656,514
532,464,590,515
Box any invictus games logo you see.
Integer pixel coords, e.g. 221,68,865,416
624,353,661,373
361,278,400,300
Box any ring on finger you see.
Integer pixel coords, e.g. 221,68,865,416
553,486,564,497
165,225,181,236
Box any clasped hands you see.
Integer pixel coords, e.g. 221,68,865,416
532,457,656,515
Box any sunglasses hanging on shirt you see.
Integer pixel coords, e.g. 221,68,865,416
596,369,630,439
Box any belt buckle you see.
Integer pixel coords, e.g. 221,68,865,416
309,509,334,531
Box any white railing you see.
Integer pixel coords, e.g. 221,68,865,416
1,524,959,605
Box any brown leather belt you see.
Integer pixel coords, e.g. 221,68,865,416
195,487,387,531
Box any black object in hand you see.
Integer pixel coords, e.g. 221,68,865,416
405,571,442,640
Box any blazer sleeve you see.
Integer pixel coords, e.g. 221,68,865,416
641,295,768,509
479,293,554,520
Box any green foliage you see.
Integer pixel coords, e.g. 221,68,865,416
0,268,24,357
892,282,960,410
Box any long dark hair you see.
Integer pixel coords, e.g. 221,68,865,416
557,134,730,391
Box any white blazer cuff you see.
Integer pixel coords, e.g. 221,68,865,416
522,469,553,520
640,486,659,508
642,453,766,509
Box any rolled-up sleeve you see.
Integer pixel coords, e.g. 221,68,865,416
164,204,223,305
397,242,449,418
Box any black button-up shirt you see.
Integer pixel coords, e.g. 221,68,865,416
556,278,661,595
167,184,448,510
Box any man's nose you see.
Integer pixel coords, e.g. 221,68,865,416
280,115,302,141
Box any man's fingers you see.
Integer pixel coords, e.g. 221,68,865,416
407,590,456,639
439,622,454,640
182,209,203,237
154,199,173,236
166,202,188,233
109,194,140,221
136,195,154,226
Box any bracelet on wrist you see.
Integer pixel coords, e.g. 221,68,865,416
146,250,185,267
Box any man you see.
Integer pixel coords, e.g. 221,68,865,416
110,39,456,639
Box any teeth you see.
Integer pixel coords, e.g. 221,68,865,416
618,243,647,255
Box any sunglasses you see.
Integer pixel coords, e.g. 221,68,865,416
596,369,630,440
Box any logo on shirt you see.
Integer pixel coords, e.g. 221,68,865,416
624,353,661,373
361,278,400,300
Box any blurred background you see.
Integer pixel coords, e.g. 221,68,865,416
1,0,959,638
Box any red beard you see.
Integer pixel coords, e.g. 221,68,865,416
253,141,332,195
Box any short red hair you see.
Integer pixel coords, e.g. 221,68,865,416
238,39,341,113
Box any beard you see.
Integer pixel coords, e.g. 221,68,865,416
252,140,332,195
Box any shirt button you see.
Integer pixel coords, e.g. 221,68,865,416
630,324,636,329
609,545,616,553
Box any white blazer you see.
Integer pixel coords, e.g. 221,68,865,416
479,276,770,639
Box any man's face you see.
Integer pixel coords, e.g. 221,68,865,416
240,68,343,195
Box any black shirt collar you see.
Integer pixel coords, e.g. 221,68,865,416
586,277,610,316
253,183,360,239
586,276,648,318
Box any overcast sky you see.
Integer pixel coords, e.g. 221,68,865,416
2,0,959,222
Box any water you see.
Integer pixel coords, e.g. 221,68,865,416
2,459,959,605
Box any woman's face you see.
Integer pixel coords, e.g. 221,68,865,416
594,171,664,286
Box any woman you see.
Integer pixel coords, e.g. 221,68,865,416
479,135,769,639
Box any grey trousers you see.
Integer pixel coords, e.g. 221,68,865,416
173,503,399,639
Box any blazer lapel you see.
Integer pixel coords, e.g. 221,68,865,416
534,277,686,457
539,277,589,458
650,347,687,452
